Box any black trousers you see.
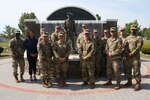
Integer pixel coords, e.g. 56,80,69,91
27,54,37,75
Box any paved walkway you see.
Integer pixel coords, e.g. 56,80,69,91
0,58,150,100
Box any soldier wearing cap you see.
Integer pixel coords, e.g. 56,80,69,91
9,30,25,83
50,25,61,44
64,12,77,53
52,32,71,87
37,33,54,88
119,27,127,75
92,29,102,78
101,29,109,77
80,30,96,89
103,27,122,90
123,25,143,91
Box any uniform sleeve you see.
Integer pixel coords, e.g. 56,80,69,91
76,35,80,48
130,37,143,55
52,43,59,58
105,40,109,55
111,38,122,56
85,42,96,59
37,42,44,59
9,39,18,55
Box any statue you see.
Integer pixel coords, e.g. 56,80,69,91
64,12,77,53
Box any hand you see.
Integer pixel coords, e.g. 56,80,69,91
108,52,112,58
128,53,132,57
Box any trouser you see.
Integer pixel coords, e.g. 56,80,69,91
125,57,141,83
82,60,95,83
107,59,121,83
101,54,107,76
12,57,25,76
65,34,76,50
27,55,37,75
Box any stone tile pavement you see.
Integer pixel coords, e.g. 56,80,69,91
0,58,150,100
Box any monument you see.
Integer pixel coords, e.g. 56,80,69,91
24,6,118,78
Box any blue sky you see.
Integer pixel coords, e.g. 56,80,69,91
0,0,150,33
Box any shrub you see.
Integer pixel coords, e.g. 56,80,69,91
0,46,4,54
141,40,150,54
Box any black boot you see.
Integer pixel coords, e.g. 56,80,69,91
103,80,112,86
90,82,95,89
123,79,132,87
81,81,88,86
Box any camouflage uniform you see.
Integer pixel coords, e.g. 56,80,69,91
80,31,96,88
37,36,54,88
9,33,25,83
92,30,102,78
101,36,108,77
53,38,71,87
124,25,143,91
104,27,122,90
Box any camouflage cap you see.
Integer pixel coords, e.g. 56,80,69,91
55,25,61,29
131,25,137,30
104,29,108,33
42,32,48,37
82,24,87,27
40,28,46,33
93,29,98,33
84,29,90,34
110,27,116,32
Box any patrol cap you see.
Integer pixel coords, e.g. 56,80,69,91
15,30,20,34
40,28,46,33
130,25,137,30
110,27,116,32
104,29,108,33
93,29,98,33
55,25,61,29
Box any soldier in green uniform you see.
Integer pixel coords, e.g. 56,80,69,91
123,25,143,91
37,33,54,88
52,33,71,87
9,30,25,83
92,29,102,78
103,27,122,90
80,30,96,89
101,29,109,77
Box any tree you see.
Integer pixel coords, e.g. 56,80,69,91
143,28,150,38
124,19,141,36
18,12,37,38
0,25,17,41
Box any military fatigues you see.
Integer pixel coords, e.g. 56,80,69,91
50,32,60,43
105,37,122,84
9,37,25,82
101,37,108,77
124,35,143,83
37,40,53,87
92,36,102,77
80,39,96,85
53,40,71,86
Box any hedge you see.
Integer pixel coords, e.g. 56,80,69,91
141,40,150,54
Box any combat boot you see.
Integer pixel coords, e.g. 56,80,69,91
90,82,95,89
123,79,132,87
134,82,141,91
14,75,20,83
81,81,88,86
33,74,37,81
114,82,121,90
30,75,33,81
62,79,68,87
57,79,63,87
20,74,25,82
103,80,112,86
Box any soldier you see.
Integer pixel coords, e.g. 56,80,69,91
119,28,127,75
37,28,46,75
76,24,88,49
80,30,96,89
9,30,25,83
52,33,71,87
101,29,109,77
64,12,77,53
103,27,122,90
37,33,53,88
123,25,143,91
50,25,61,44
92,29,102,78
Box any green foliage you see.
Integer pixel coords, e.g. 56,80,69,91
0,42,9,53
142,28,150,38
18,12,37,38
141,40,150,54
0,25,17,41
124,19,141,36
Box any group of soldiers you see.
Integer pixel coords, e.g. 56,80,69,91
9,24,143,91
